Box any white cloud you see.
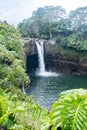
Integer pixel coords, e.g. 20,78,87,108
0,0,87,26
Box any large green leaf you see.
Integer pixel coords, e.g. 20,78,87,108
50,89,87,130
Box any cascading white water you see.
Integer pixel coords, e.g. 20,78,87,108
36,41,45,73
36,40,58,77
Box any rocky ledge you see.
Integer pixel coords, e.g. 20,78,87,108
23,38,87,75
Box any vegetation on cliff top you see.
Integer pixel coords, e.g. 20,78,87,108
18,6,87,51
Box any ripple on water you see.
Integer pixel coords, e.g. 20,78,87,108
27,74,87,110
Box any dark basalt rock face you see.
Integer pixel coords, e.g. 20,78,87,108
44,43,87,75
23,38,37,56
45,57,87,75
23,38,38,73
23,38,87,75
26,54,38,73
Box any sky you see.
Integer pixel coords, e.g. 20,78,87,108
0,0,87,26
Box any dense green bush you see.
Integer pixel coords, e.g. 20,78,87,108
60,32,87,51
0,23,22,53
0,22,29,88
0,87,49,130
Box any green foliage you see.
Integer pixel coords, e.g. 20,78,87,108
0,64,29,88
0,23,22,53
0,88,23,129
69,6,87,30
0,22,29,88
18,6,87,51
1,87,87,130
18,6,67,39
0,87,49,130
50,89,87,130
60,32,87,51
55,36,62,44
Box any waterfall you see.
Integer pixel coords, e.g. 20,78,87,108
35,40,58,77
36,41,45,73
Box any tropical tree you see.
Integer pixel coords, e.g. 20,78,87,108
69,6,87,30
18,6,67,39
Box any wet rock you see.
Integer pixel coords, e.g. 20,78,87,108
24,38,87,75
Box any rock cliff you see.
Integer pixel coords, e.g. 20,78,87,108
23,38,87,75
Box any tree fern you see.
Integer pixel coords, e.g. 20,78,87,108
50,89,87,130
